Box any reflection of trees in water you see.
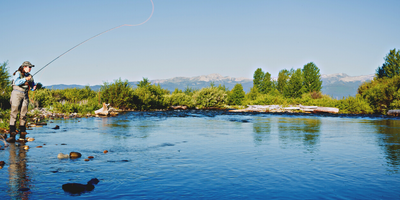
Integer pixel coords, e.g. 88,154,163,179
252,118,272,145
373,120,400,171
8,145,31,199
277,117,321,152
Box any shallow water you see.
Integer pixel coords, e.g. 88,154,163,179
1,110,400,199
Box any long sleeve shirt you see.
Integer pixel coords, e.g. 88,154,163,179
13,72,36,91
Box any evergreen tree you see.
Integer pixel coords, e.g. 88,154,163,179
277,69,290,94
253,68,264,90
137,77,150,87
302,62,322,93
376,48,400,78
253,68,274,94
261,72,273,94
284,68,304,98
0,61,12,109
246,86,260,101
228,83,245,105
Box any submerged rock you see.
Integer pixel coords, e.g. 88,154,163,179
69,152,82,158
57,153,69,159
18,188,30,192
62,178,99,194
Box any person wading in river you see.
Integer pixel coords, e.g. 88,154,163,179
7,61,37,143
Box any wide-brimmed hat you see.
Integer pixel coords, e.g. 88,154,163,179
21,61,34,67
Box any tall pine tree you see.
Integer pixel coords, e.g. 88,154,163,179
228,83,245,105
376,48,400,79
302,62,322,93
277,69,290,94
284,68,304,98
253,68,274,94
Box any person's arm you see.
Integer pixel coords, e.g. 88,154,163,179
13,72,27,86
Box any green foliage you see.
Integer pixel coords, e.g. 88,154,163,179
164,93,195,108
245,86,261,101
284,68,305,98
137,77,150,87
227,83,245,105
31,86,101,113
302,62,322,93
277,69,290,94
53,97,101,114
53,86,96,103
253,68,264,90
133,83,169,110
32,89,56,108
184,85,198,96
376,48,400,79
0,108,11,129
172,88,183,94
336,95,373,114
100,78,135,110
253,68,274,94
193,86,227,109
0,61,12,109
358,76,400,114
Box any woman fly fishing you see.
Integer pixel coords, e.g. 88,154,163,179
7,61,37,143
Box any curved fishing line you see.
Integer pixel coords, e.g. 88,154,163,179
33,0,154,76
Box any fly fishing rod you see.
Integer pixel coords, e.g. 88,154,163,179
32,0,154,77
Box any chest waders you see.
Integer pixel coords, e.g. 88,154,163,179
7,72,33,143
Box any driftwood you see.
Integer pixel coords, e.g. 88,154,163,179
229,105,339,114
313,107,339,114
95,103,109,116
387,110,400,116
95,103,119,116
170,105,188,110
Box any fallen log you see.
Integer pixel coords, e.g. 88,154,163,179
313,107,339,114
170,105,188,110
387,110,400,116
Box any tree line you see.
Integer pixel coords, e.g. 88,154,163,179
1,48,400,128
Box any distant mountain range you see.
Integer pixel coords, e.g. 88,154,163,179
46,73,374,99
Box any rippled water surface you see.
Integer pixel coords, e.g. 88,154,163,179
1,111,400,199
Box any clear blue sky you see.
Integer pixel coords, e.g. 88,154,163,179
1,0,399,86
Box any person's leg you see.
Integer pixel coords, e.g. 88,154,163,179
18,94,30,142
8,91,24,143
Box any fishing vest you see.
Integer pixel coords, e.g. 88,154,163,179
12,71,33,92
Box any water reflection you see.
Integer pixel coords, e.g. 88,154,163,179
252,118,271,145
373,120,400,171
8,144,31,199
278,117,321,152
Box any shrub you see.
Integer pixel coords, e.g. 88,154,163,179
336,95,373,114
100,78,135,110
133,83,169,110
193,86,227,109
358,76,400,114
227,83,245,105
165,92,195,108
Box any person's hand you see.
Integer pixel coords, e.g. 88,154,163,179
25,75,32,81
33,85,37,91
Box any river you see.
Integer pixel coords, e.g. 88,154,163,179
1,110,399,199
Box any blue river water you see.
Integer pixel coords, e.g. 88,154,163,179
0,110,400,199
